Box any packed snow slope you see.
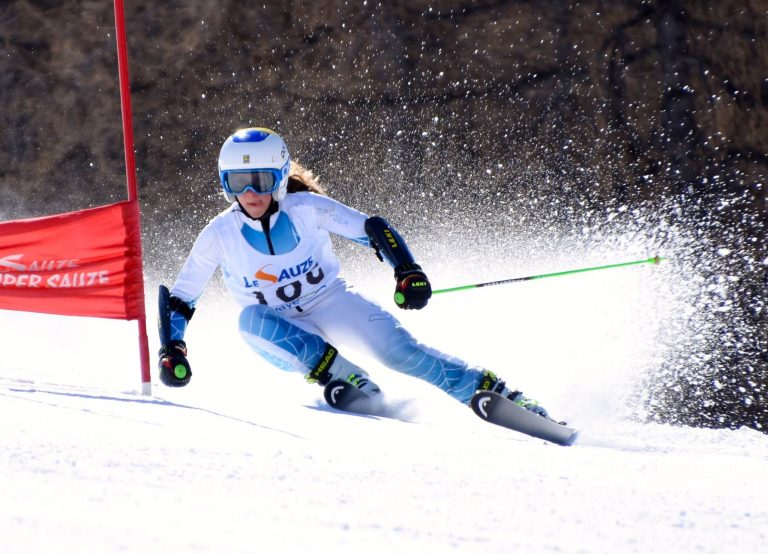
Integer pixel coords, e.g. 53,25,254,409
1,266,766,554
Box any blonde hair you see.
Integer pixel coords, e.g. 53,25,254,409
287,161,326,195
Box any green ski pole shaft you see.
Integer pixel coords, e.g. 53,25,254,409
432,256,665,295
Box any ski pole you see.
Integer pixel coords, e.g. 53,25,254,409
432,256,665,295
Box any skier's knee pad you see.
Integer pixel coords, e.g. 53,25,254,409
238,304,328,372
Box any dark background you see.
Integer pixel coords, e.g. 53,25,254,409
1,1,766,430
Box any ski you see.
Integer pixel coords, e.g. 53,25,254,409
323,380,384,416
470,391,579,446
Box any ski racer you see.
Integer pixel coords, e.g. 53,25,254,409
158,127,549,418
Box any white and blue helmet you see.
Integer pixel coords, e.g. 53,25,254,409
218,128,291,202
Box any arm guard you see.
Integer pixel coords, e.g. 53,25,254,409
364,216,416,269
158,285,196,346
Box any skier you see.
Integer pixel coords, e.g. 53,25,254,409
158,127,549,418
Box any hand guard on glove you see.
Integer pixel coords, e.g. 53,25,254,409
158,340,192,387
394,262,432,310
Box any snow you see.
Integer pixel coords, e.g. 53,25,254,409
1,267,767,554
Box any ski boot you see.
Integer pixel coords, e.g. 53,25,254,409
306,345,383,414
476,370,549,418
305,344,381,398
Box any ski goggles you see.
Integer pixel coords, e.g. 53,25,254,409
223,168,282,196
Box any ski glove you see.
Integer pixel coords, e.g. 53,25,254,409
158,340,192,387
394,262,432,310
